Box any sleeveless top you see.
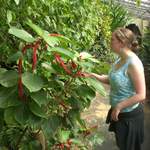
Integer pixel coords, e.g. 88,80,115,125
108,57,139,112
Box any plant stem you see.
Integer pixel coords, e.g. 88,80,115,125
16,126,28,149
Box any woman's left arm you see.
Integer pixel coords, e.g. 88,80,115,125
111,58,146,121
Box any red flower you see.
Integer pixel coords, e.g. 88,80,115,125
49,33,62,37
74,71,85,77
71,61,77,69
54,53,72,75
32,40,40,71
18,77,23,98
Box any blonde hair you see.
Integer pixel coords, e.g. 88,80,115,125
114,27,139,51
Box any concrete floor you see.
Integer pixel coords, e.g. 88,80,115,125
82,85,150,150
142,102,150,150
98,102,150,150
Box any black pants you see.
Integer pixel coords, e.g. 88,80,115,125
106,104,144,150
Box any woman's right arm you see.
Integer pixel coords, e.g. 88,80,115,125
84,73,109,84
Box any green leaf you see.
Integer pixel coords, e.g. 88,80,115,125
88,57,99,63
7,10,12,24
41,62,56,73
29,100,47,118
26,19,44,37
27,20,59,47
14,0,20,5
42,115,61,138
0,87,21,108
57,129,70,143
20,141,41,150
94,62,110,74
0,109,4,129
68,96,83,110
71,139,83,145
76,84,95,100
0,68,7,75
8,27,35,43
79,52,94,60
57,35,71,44
85,78,106,96
68,109,86,128
4,107,18,125
43,31,59,47
30,90,51,106
28,113,43,129
8,51,23,62
48,80,63,91
80,54,99,63
0,70,18,87
48,47,75,59
79,61,94,68
14,104,30,125
22,72,44,92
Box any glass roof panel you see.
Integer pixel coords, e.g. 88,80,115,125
111,0,150,20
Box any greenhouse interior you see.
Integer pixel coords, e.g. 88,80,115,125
0,0,150,150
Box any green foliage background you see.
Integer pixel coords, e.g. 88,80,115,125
0,0,132,149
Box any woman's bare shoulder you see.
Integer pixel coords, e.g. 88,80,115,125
129,55,144,71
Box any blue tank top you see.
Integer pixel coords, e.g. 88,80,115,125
109,57,139,112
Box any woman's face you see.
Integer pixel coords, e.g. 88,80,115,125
111,33,123,53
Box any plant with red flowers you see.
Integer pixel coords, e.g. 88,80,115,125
0,20,106,149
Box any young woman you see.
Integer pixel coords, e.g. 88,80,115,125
84,27,146,150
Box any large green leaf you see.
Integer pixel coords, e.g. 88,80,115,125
48,47,75,59
7,10,12,24
28,113,43,130
0,87,21,108
26,20,59,47
4,107,18,125
14,104,30,125
76,84,95,100
30,90,51,107
26,20,44,37
85,78,106,96
8,27,35,43
42,32,59,47
41,62,56,73
42,115,61,138
68,109,86,128
79,52,99,63
22,72,44,92
8,51,23,62
93,62,110,74
20,141,42,150
27,19,72,46
0,70,18,87
29,100,47,118
57,35,72,44
0,68,7,75
68,96,84,110
48,80,64,90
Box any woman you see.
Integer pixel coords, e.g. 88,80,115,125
84,27,146,150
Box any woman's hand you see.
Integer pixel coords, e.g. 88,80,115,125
82,73,109,84
82,72,93,78
111,104,122,121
